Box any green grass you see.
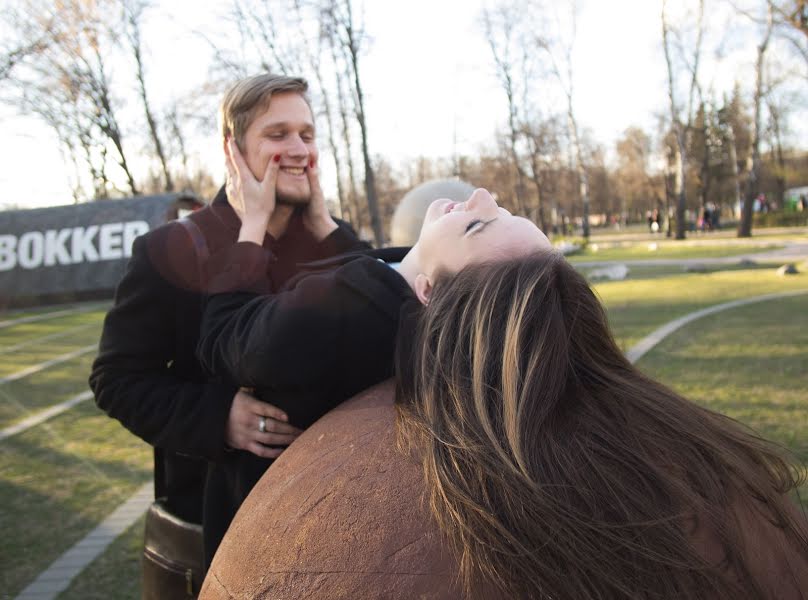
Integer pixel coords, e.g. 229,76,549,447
0,310,106,352
0,401,151,598
58,515,144,600
567,241,784,262
0,353,97,429
634,295,808,506
594,267,808,351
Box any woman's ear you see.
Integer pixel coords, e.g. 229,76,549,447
414,273,433,305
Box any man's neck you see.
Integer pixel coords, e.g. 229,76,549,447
267,204,294,240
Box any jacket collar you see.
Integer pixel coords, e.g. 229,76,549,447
298,247,410,271
209,184,308,246
210,185,240,233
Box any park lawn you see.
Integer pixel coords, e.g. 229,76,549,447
567,241,784,262
595,267,808,352
0,352,97,429
0,326,100,380
635,294,808,506
58,515,145,600
0,309,106,353
0,400,151,598
0,302,106,323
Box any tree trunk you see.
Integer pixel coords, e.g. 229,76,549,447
133,36,172,192
506,82,527,216
331,36,360,228
767,100,786,208
348,52,382,245
738,6,773,238
567,107,590,238
726,118,743,217
340,0,383,246
662,1,687,240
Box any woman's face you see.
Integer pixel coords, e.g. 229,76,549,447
415,188,551,278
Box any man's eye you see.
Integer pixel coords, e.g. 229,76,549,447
268,133,285,139
465,219,482,233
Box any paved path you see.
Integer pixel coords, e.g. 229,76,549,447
13,483,154,600
589,226,808,244
573,241,808,269
10,285,808,599
626,289,808,364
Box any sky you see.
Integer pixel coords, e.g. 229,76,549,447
0,0,802,210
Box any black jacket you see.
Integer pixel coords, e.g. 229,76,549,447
89,186,366,524
196,244,414,558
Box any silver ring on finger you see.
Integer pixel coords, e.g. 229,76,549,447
258,416,267,433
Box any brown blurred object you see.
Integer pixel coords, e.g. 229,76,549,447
199,380,464,600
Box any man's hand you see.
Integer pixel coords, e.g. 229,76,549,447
225,138,281,245
225,388,302,459
302,158,338,241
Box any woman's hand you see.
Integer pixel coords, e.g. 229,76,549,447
302,158,338,241
225,388,303,459
225,137,281,244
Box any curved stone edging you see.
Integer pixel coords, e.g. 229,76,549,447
626,289,808,364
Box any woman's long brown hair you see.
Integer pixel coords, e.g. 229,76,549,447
395,251,808,599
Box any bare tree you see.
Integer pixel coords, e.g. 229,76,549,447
1,0,141,198
324,0,383,245
481,2,528,216
292,0,349,220
522,116,562,234
121,0,172,191
662,0,705,239
766,96,788,206
738,2,774,237
616,126,656,223
529,0,591,237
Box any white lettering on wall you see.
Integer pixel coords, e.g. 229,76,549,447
44,229,73,266
99,223,124,260
18,232,44,270
123,221,148,257
0,235,15,271
72,225,99,263
0,220,149,272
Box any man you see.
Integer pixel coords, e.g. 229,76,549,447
196,171,551,491
89,73,368,585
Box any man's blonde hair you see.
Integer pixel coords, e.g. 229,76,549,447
219,73,311,149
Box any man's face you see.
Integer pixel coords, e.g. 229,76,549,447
239,91,318,205
415,188,552,278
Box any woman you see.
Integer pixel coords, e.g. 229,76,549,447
197,180,552,557
395,251,808,599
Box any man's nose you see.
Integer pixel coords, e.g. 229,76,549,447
284,135,309,157
465,188,498,215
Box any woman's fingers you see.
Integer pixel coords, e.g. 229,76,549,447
257,431,300,447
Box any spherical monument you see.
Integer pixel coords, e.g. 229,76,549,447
390,179,476,246
199,381,466,600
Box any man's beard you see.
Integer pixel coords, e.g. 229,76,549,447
275,188,311,207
